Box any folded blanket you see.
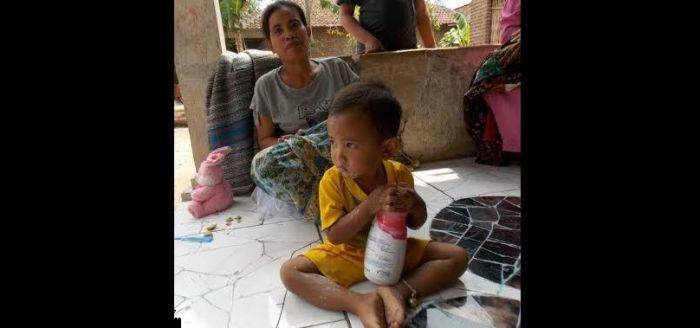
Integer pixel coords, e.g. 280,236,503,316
205,50,281,195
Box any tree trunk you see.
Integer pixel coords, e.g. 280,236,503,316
227,0,248,52
234,30,246,52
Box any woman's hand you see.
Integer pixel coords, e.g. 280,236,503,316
277,129,305,142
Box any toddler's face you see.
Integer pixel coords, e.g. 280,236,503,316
327,111,387,180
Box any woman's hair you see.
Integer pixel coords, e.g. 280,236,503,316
330,81,403,140
261,1,308,40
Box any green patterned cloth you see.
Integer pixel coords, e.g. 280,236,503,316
473,56,504,85
250,121,332,222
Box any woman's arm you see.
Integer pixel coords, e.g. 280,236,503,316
257,115,280,149
414,0,436,48
339,4,385,53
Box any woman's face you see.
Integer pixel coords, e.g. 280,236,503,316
267,7,311,62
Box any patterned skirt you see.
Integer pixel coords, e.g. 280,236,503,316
250,121,332,222
464,32,521,166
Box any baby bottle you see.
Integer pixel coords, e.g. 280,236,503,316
364,211,408,285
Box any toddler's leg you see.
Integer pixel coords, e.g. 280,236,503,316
280,255,387,328
376,242,468,328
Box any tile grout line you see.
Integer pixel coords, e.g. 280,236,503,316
413,175,455,202
299,319,348,328
273,239,324,328
222,240,321,302
477,188,521,196
274,290,288,328
227,282,235,328
174,217,308,238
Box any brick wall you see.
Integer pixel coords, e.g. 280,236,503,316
490,0,504,44
310,26,456,57
310,27,357,58
456,3,471,19
240,25,464,59
471,0,491,45
456,0,505,46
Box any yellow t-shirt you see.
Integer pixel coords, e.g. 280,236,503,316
304,160,429,287
318,160,414,251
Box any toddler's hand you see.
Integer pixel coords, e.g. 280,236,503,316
390,183,419,212
366,184,396,215
372,183,416,213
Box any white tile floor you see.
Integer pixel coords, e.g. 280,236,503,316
174,157,520,328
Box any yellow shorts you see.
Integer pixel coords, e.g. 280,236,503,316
303,238,430,288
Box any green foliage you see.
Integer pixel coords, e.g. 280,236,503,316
219,0,258,31
319,0,340,14
427,2,441,32
439,12,471,47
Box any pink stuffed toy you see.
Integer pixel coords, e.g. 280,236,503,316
188,146,234,218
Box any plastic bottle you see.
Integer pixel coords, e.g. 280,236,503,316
364,211,408,285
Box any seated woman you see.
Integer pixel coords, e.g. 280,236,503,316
250,0,359,220
464,0,520,166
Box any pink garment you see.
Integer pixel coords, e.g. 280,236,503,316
483,0,521,153
499,0,521,44
484,89,521,152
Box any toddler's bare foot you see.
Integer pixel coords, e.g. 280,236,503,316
376,286,408,328
354,292,386,328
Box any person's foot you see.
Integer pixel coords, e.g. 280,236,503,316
376,286,408,328
354,292,386,328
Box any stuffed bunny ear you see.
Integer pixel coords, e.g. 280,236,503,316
206,146,232,164
211,146,233,155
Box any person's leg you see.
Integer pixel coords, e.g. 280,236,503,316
280,255,387,328
376,241,469,328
